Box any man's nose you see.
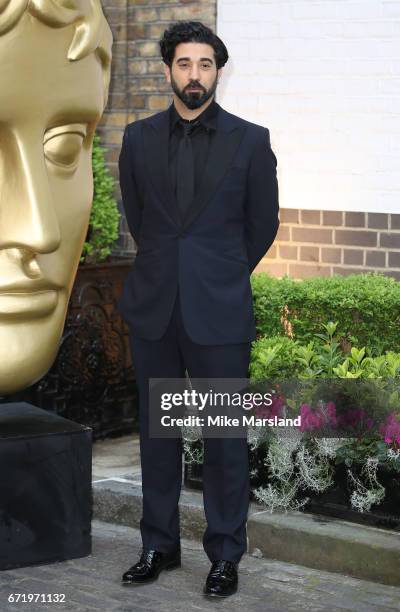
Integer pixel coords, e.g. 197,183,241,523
0,136,61,254
189,64,201,81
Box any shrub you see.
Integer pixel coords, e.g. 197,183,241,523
251,272,400,355
80,133,121,264
249,335,302,380
250,321,400,381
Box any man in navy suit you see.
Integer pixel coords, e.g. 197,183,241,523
118,21,279,598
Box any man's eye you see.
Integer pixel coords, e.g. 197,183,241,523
201,64,211,69
44,125,87,170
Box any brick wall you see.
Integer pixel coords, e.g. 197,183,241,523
99,0,216,255
257,209,400,281
98,0,400,281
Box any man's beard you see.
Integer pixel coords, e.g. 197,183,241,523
170,73,218,110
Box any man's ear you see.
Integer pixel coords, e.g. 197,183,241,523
164,63,171,84
217,67,223,82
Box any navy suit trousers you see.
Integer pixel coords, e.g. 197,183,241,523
128,289,251,563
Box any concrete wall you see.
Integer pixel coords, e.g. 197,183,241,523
217,0,400,278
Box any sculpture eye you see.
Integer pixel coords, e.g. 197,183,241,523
44,124,87,170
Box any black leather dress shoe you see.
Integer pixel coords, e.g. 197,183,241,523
121,548,181,585
203,560,238,597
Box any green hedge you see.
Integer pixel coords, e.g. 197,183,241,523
250,331,400,381
80,134,120,264
251,272,400,356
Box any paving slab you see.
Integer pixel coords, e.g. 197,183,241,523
92,434,400,588
1,521,400,612
93,477,400,587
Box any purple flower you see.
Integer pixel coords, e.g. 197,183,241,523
255,394,285,419
380,413,400,445
298,401,337,432
337,407,375,432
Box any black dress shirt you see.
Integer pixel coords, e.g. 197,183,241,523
168,98,219,200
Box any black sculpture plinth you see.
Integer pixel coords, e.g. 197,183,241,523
0,402,92,570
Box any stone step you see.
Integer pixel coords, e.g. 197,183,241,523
92,477,400,588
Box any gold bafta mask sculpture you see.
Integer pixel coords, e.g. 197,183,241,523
0,1,112,394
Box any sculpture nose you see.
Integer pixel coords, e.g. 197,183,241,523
0,133,61,254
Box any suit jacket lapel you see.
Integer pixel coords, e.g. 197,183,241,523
182,109,246,231
143,109,181,228
143,103,246,231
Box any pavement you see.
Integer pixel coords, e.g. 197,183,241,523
92,434,400,588
1,434,400,611
1,520,400,612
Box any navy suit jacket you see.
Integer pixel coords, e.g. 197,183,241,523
117,101,279,345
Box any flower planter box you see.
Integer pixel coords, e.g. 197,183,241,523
184,451,400,530
184,461,203,491
1,257,138,440
184,442,270,502
304,462,400,531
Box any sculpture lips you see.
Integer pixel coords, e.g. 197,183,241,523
0,290,59,318
0,279,60,292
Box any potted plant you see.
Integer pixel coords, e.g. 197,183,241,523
184,316,400,529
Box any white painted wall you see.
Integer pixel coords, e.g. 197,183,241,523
216,0,400,213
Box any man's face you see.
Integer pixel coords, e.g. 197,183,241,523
0,15,104,394
165,42,222,110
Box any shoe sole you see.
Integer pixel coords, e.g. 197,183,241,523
203,584,238,598
121,560,181,586
203,589,238,598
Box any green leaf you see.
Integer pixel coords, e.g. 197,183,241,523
81,133,121,264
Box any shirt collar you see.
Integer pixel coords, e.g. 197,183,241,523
169,98,219,133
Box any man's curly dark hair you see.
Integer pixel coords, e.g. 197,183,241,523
159,21,229,69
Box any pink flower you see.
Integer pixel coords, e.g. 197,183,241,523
298,402,337,432
255,394,285,419
337,407,374,432
380,413,400,445
325,401,338,426
365,418,375,431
